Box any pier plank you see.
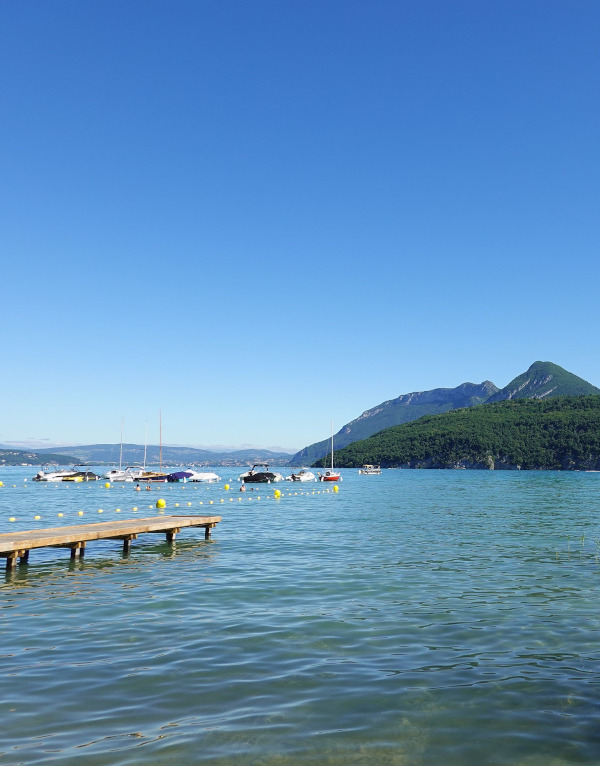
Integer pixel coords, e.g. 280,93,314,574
0,515,221,568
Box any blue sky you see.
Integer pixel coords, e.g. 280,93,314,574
1,0,599,452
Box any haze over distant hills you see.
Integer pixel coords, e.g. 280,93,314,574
291,362,600,465
32,444,292,467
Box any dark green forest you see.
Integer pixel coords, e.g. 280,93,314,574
314,396,600,470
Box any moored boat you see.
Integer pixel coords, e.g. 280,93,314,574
104,466,145,482
187,471,221,483
136,471,169,482
32,468,77,482
358,464,381,475
239,464,284,483
32,466,100,482
319,469,341,482
318,421,341,482
288,469,316,482
167,468,221,484
166,470,221,483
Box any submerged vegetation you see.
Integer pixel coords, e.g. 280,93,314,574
315,396,600,470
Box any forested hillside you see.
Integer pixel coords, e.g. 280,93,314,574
294,361,599,465
315,396,600,470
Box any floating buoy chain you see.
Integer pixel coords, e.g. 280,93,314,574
4,485,338,521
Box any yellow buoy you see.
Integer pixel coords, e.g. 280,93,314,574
105,482,110,488
58,513,63,517
78,511,84,516
98,509,103,513
9,517,16,522
333,485,339,492
156,498,166,509
224,484,230,491
274,489,281,498
34,515,41,520
133,506,138,511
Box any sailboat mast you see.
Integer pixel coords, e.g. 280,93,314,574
119,418,124,470
331,419,334,470
143,422,148,470
159,409,162,469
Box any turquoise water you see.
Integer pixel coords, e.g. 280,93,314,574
1,468,600,765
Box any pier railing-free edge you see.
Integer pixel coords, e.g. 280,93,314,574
0,515,221,570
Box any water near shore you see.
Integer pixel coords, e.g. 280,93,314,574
1,468,599,765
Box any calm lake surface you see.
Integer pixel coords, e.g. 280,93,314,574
1,467,599,765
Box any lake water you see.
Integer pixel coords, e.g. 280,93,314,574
1,467,599,765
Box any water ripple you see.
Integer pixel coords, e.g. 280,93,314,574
2,469,600,764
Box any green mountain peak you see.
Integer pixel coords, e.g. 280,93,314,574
486,361,600,403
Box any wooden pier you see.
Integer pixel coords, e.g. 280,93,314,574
0,515,221,570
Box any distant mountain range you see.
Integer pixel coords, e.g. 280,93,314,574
292,361,600,465
3,361,596,469
30,443,293,467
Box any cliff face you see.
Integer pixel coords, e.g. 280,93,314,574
290,380,499,465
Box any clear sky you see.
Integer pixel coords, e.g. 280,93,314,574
1,0,599,452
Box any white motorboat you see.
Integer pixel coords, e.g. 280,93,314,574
32,468,78,482
239,464,284,483
32,466,99,482
187,471,221,483
104,466,145,482
103,421,146,481
358,464,382,475
288,469,316,482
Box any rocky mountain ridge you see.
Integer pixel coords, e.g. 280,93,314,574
291,361,599,465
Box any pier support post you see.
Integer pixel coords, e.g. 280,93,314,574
205,525,211,540
4,550,26,570
70,542,86,560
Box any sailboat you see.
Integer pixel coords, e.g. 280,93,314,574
136,412,169,482
318,421,341,482
104,420,145,482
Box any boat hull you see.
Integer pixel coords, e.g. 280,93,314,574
244,473,279,483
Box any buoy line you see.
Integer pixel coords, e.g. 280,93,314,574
3,486,339,523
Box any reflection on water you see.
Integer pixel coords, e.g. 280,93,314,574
1,468,600,764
